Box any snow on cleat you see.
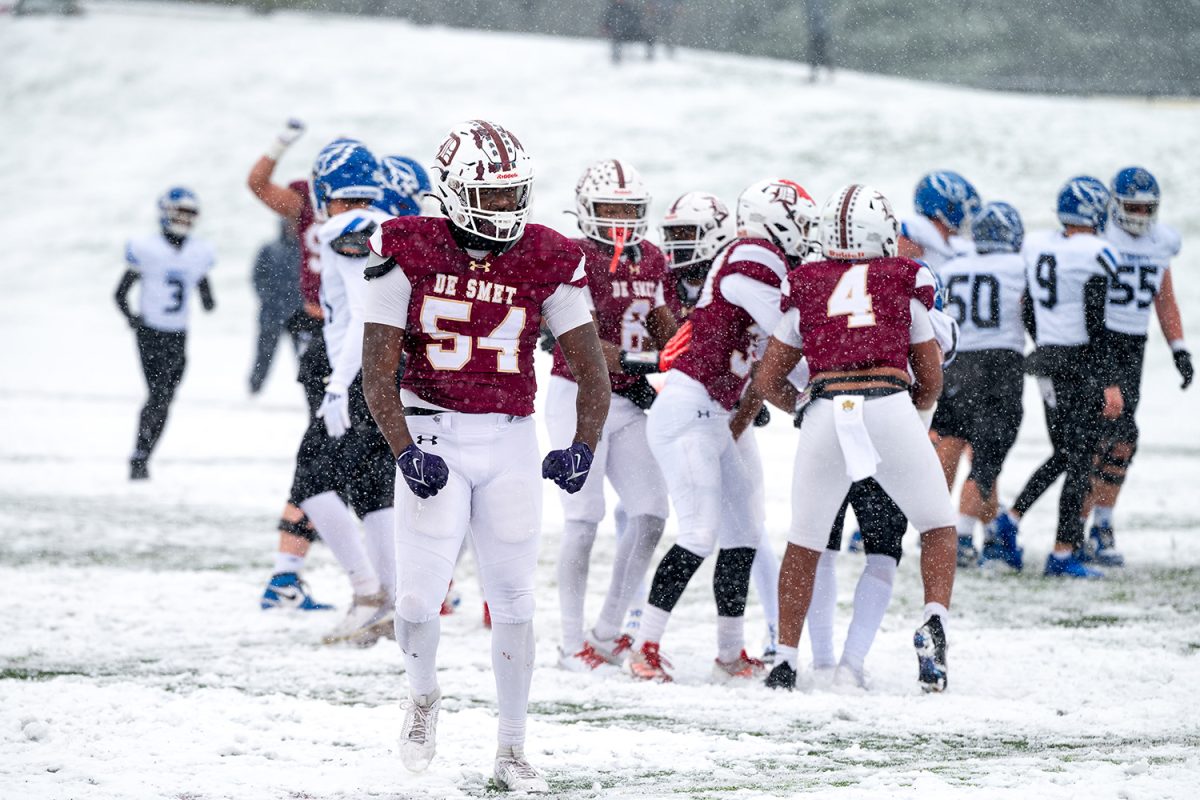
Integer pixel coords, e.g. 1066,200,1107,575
1082,525,1126,567
914,615,948,693
585,631,634,666
399,690,440,773
493,745,549,793
556,643,609,672
629,641,673,682
713,650,766,683
1043,552,1104,579
762,624,779,664
763,660,797,691
979,512,1023,572
847,528,864,553
956,534,979,569
833,663,868,691
321,590,393,647
260,572,333,611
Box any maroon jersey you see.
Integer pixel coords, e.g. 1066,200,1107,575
784,256,936,375
371,218,586,416
289,179,321,307
672,238,788,410
551,239,670,392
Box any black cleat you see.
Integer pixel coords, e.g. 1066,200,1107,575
129,458,149,480
764,661,797,691
914,615,948,693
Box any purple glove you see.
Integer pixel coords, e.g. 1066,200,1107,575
541,442,594,494
397,444,449,499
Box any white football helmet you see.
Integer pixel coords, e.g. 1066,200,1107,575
818,184,899,260
432,120,533,244
575,159,651,246
660,191,734,270
737,178,818,259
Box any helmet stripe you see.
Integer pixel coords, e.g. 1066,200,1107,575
612,159,626,188
473,120,512,170
838,184,860,251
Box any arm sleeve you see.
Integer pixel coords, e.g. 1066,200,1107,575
1084,274,1117,385
327,257,371,389
721,272,784,333
362,259,413,328
114,269,139,321
909,298,934,343
772,308,804,349
1021,290,1037,341
542,282,594,337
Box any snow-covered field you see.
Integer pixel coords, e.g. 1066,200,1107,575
3,3,1200,798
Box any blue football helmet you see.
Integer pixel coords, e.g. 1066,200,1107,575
374,155,431,217
914,171,981,233
158,186,200,237
311,139,382,218
1110,166,1160,236
971,201,1024,254
1056,176,1110,231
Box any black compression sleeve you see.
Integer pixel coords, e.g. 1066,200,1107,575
1084,275,1115,385
115,270,139,322
198,277,216,311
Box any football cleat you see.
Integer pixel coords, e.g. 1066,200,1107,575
833,663,868,691
979,512,1023,572
321,590,394,647
440,580,461,616
762,624,779,664
494,745,550,793
399,690,441,773
1082,525,1126,567
847,529,864,554
129,457,149,481
956,535,979,569
713,650,766,683
483,601,492,629
764,661,797,691
556,643,608,672
1044,552,1104,579
914,615,948,693
585,631,634,666
260,572,333,611
629,641,673,682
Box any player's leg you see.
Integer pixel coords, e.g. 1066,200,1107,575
973,375,1025,571
249,304,279,394
1045,377,1106,578
809,498,851,673
132,329,186,475
1085,418,1136,566
741,429,780,661
261,503,331,611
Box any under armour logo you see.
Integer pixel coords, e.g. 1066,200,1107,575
697,410,711,418
416,435,438,446
469,259,491,272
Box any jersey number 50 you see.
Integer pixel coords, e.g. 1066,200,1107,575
420,297,526,373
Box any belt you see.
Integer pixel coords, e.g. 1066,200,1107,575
809,374,910,401
403,406,445,417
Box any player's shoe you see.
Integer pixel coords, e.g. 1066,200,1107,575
440,580,461,615
129,457,149,481
913,615,948,693
398,690,440,772
556,643,608,672
761,624,779,664
1082,525,1126,567
764,660,797,691
629,641,673,682
833,663,868,690
494,745,549,793
483,602,492,629
260,572,333,611
956,535,979,568
585,631,634,665
847,529,864,553
979,512,1023,572
713,650,766,683
321,590,394,647
1043,552,1104,579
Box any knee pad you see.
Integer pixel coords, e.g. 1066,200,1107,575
1094,437,1137,486
484,589,536,625
648,545,705,612
713,547,756,617
278,512,318,542
398,591,442,624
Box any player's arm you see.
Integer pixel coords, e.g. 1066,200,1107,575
646,287,679,347
731,335,803,440
247,119,306,219
114,269,140,327
559,322,609,451
898,235,924,260
1085,252,1123,417
363,322,414,457
197,277,216,312
1155,270,1192,388
908,300,942,412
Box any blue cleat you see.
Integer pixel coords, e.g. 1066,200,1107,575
979,512,1023,572
261,572,334,611
913,615,948,692
956,534,979,568
1043,552,1104,579
847,529,864,553
1081,525,1125,567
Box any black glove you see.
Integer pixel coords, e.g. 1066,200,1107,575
753,404,771,427
538,329,557,353
1174,349,1194,389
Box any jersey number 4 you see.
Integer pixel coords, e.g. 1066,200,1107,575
420,297,526,373
827,263,876,328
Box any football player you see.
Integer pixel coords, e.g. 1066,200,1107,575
115,187,216,481
547,159,677,671
361,119,609,792
898,171,981,273
994,177,1124,579
628,180,812,683
746,184,957,693
932,202,1030,570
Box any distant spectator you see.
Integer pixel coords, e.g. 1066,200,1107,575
805,0,833,82
645,0,682,59
603,0,646,64
249,217,303,394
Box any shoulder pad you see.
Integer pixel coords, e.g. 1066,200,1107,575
331,220,378,258
364,257,397,280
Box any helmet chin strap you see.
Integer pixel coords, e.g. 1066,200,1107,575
608,227,628,273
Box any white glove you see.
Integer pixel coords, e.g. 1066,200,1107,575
316,383,351,438
266,118,305,161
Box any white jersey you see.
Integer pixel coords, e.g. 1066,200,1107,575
124,234,215,332
939,251,1027,353
1022,229,1118,347
900,215,970,273
317,207,394,389
1103,222,1182,336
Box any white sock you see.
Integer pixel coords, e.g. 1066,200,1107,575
923,602,950,629
396,616,441,698
595,515,664,642
777,644,800,670
716,615,744,663
300,492,380,596
362,509,396,605
956,514,978,538
751,528,780,645
492,621,535,749
840,554,897,672
638,604,671,645
273,552,305,575
1094,505,1114,529
557,520,598,653
807,549,838,669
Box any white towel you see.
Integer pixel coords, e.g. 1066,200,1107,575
832,395,881,481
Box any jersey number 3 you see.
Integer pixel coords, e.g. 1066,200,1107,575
420,297,526,373
827,263,876,328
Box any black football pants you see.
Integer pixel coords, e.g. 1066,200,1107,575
134,326,187,459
